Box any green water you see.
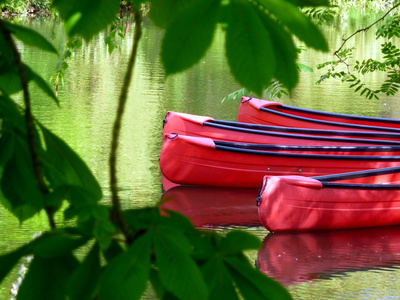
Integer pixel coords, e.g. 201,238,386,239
2,10,400,299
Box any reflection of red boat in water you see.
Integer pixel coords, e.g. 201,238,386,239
160,186,261,227
257,226,400,286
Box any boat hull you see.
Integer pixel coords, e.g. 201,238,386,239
159,134,400,188
258,175,400,231
163,111,400,145
238,97,400,133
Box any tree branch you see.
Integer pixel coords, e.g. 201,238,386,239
109,9,143,245
0,20,55,229
334,1,400,62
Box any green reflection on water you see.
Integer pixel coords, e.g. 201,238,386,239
2,11,400,299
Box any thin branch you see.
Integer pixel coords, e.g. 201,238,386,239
334,1,400,61
109,9,143,245
0,20,55,229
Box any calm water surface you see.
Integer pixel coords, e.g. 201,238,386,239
2,9,400,299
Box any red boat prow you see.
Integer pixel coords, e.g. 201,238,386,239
257,169,400,231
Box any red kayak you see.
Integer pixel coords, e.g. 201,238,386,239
257,226,400,286
160,186,260,227
257,166,400,231
163,111,400,145
238,97,400,133
159,134,400,188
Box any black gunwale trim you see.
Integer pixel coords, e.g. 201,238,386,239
313,166,400,182
214,140,400,152
278,104,400,124
203,122,400,145
320,182,400,189
210,119,400,139
259,106,400,133
214,144,400,161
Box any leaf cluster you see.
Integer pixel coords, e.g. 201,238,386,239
317,2,400,99
51,36,83,92
150,0,328,95
376,15,400,39
105,17,128,55
303,7,336,26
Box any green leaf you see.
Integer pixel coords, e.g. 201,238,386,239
52,0,120,41
297,63,313,72
0,131,15,167
222,88,250,103
68,204,116,249
1,137,43,222
17,254,79,300
226,0,276,95
0,94,26,132
91,206,117,249
153,226,208,300
293,0,330,6
0,244,31,283
0,61,58,104
100,233,152,300
149,268,167,299
220,230,261,255
102,239,124,263
255,9,298,90
202,257,239,300
5,21,58,54
44,185,70,209
150,0,192,28
256,0,328,51
31,231,89,258
225,256,292,300
66,243,101,300
39,124,102,201
161,0,221,75
25,64,59,105
0,27,15,62
0,60,22,95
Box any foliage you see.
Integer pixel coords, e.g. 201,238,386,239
152,0,328,95
51,36,83,94
0,0,330,299
303,6,336,26
105,17,127,55
317,2,400,99
223,61,313,102
0,0,51,15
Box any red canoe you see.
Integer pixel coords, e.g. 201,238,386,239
238,97,400,133
160,186,260,227
257,226,400,286
257,166,400,231
159,134,400,188
163,111,400,145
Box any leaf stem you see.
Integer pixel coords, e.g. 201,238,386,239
334,1,400,65
109,9,143,245
0,20,55,229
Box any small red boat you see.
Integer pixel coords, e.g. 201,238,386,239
160,186,260,227
238,97,400,132
257,166,400,231
159,134,400,188
257,226,400,286
163,111,400,145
